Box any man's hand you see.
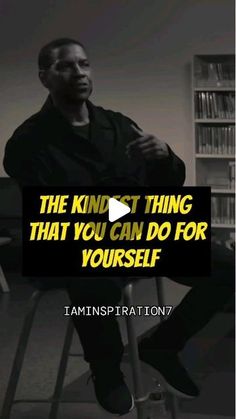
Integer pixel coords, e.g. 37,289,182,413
126,125,169,161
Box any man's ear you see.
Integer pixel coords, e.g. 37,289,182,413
39,70,49,89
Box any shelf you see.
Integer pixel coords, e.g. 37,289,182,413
211,189,235,194
196,154,234,159
194,87,235,91
193,55,235,240
212,224,235,229
195,119,235,123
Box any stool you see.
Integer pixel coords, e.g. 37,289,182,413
1,277,179,419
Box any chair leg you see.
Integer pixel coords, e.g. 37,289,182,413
1,290,44,419
123,282,148,419
168,394,180,419
155,277,180,419
0,263,10,292
155,277,166,323
49,320,74,419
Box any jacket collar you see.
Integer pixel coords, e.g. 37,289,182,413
40,95,112,129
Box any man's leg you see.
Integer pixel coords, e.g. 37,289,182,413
66,277,124,362
139,242,235,397
66,277,134,415
151,242,234,350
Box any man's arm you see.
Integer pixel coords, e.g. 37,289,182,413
144,147,185,186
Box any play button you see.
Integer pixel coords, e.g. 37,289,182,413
108,198,131,222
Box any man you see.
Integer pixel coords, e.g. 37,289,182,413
3,38,234,416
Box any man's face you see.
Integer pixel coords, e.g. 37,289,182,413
40,44,93,103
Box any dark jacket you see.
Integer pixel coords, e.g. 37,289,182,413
3,99,185,187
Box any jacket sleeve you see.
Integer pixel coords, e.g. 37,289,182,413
3,122,49,186
4,131,27,180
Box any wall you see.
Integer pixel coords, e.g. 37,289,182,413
0,0,234,184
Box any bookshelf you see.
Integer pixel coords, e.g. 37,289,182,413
193,54,235,241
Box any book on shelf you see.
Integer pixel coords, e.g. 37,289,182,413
195,92,235,119
196,125,235,154
229,161,235,189
211,196,235,225
195,61,235,88
204,162,235,190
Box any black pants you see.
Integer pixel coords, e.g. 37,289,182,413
65,242,234,363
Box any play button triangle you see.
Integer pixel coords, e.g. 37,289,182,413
108,198,131,222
